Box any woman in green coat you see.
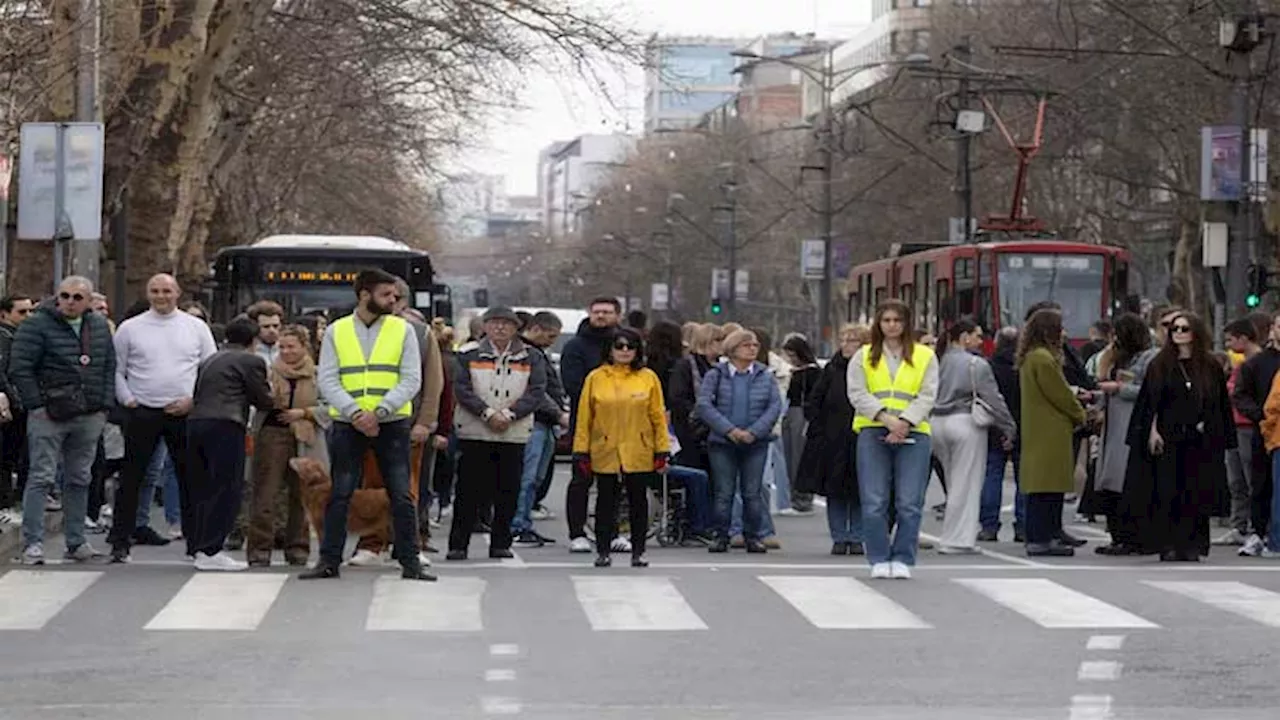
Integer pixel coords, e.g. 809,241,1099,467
1018,309,1087,557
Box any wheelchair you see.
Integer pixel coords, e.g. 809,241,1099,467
583,469,698,548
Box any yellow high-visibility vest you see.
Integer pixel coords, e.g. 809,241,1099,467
327,314,413,418
852,343,934,435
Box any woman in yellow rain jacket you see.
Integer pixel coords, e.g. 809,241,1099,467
573,326,670,568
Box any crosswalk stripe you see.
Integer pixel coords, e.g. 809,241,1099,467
144,574,288,630
0,571,102,630
955,578,1159,629
571,576,707,631
760,575,931,629
366,576,485,631
1146,580,1280,626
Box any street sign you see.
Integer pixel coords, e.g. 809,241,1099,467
650,282,669,311
628,297,643,312
801,239,824,279
948,217,977,244
734,270,749,300
711,269,730,299
1202,222,1228,268
17,122,105,241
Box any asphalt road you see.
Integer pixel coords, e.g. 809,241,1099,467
3,469,1280,720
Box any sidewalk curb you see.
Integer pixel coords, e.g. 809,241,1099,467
0,510,64,564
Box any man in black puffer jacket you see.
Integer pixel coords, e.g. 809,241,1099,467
559,298,620,552
8,277,116,564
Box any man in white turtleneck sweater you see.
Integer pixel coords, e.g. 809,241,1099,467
107,273,217,563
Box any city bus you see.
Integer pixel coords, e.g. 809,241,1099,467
207,235,453,323
846,239,1131,346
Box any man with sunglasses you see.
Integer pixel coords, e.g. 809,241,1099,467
7,277,116,564
0,293,33,522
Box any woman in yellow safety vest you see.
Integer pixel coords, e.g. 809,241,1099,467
846,299,939,580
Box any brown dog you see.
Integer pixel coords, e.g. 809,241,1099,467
290,456,392,549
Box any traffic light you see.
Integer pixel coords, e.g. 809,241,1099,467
710,297,723,315
1247,264,1268,308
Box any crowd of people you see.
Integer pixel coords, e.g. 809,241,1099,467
4,270,1280,581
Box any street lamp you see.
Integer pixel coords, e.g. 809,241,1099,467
731,47,930,354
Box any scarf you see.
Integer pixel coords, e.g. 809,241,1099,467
270,354,319,446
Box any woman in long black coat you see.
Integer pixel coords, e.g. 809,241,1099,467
1120,311,1234,561
797,324,868,555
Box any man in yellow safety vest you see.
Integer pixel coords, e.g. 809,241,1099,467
300,269,434,581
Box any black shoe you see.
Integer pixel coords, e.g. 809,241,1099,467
247,558,271,568
132,526,171,547
708,539,729,553
976,529,1000,543
109,547,130,564
446,549,467,561
298,564,340,580
847,542,865,555
1095,543,1140,556
489,548,514,559
1026,542,1074,557
594,554,612,567
402,565,438,581
745,540,768,554
1057,531,1087,547
831,542,849,556
513,531,544,548
533,531,556,544
631,555,648,568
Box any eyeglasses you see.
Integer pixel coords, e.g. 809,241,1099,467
613,342,637,351
59,292,86,302
1171,324,1192,333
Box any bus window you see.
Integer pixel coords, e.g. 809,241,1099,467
997,253,1105,338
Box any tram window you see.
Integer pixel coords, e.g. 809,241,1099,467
954,258,975,321
1112,258,1129,315
976,255,993,330
900,283,915,312
847,293,858,324
875,285,887,305
936,279,952,325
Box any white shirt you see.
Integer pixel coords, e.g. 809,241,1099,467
114,309,218,408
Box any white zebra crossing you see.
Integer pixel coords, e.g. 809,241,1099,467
145,574,287,630
0,570,101,630
760,575,931,629
954,578,1159,629
6,570,1280,633
1145,581,1280,627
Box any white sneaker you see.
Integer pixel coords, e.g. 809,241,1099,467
889,561,912,579
417,551,433,567
610,536,632,553
21,543,45,565
776,508,813,517
193,551,248,571
346,549,383,567
0,508,23,526
64,542,103,562
569,536,592,553
870,562,892,580
1213,528,1247,546
167,523,183,540
530,505,554,521
1239,533,1265,557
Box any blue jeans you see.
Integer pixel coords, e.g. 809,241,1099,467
669,464,710,534
512,422,554,534
23,411,106,550
138,440,181,528
857,428,933,566
710,441,769,541
1268,452,1280,552
729,484,777,538
319,420,419,568
767,437,791,512
980,446,1024,533
827,496,864,543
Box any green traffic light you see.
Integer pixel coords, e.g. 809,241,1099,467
710,301,723,315
1247,294,1262,308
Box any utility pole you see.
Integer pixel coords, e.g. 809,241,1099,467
1223,9,1264,315
955,36,975,245
72,0,101,286
817,46,835,355
721,177,739,318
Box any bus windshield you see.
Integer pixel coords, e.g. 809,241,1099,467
996,253,1105,338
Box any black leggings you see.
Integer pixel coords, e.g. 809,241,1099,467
594,472,651,556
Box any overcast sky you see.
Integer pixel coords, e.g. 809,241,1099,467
459,0,873,196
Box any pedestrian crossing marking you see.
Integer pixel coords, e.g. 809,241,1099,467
144,574,287,631
954,578,1159,629
366,576,485,631
0,570,101,630
760,575,931,629
571,576,708,631
1145,581,1280,627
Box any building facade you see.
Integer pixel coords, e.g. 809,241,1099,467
537,133,637,238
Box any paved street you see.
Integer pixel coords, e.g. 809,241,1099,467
4,470,1280,719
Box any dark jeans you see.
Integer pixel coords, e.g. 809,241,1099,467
449,439,523,552
1251,430,1272,540
1025,493,1064,545
318,420,419,569
534,443,557,506
432,435,457,509
0,411,28,508
709,441,769,542
566,462,594,540
417,445,436,537
108,407,191,553
594,472,650,556
185,419,247,556
980,446,1024,533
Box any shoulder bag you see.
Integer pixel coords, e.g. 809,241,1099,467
968,356,995,428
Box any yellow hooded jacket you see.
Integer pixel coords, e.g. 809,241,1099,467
573,363,670,474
